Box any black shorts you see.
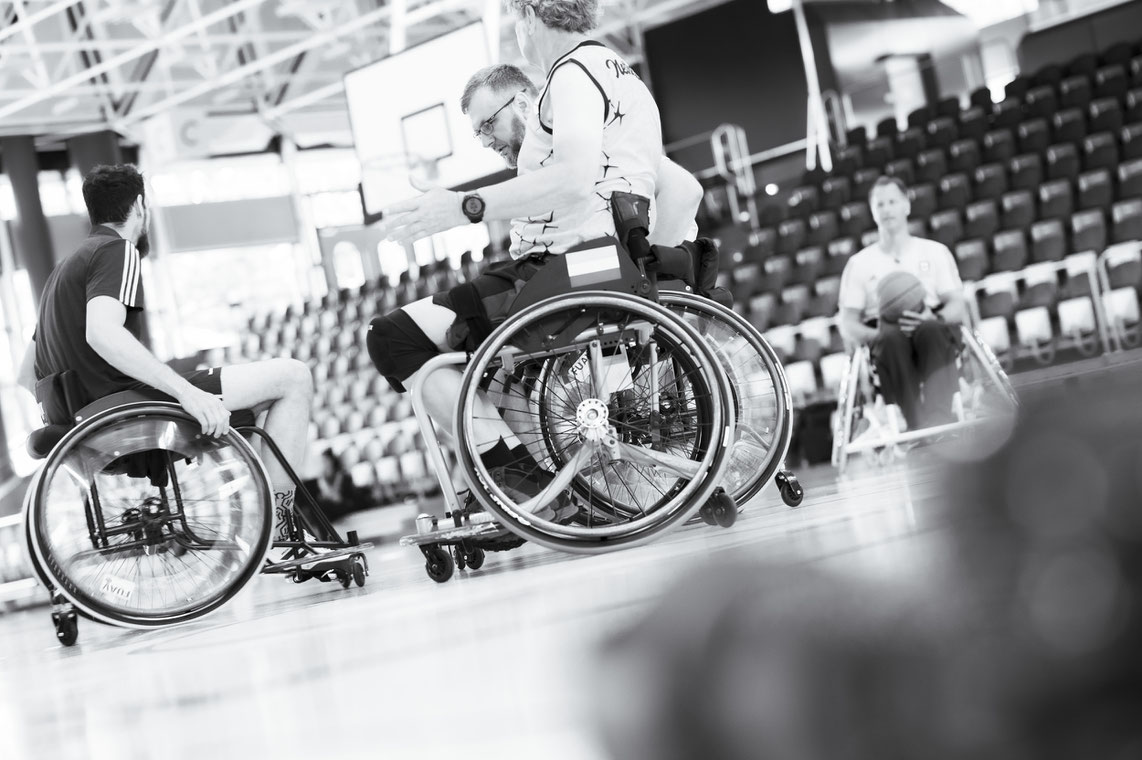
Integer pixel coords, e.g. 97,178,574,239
125,367,224,399
432,254,549,324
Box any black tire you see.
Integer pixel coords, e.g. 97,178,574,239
710,489,737,528
660,292,795,508
457,292,735,554
698,504,718,526
54,613,79,647
351,556,367,587
463,547,486,570
27,402,273,629
425,545,454,583
778,474,804,508
337,570,351,589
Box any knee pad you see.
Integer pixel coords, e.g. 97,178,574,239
366,310,439,393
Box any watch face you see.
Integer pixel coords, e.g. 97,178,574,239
463,195,484,216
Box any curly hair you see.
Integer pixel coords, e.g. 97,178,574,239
82,164,145,226
460,64,538,114
505,0,600,33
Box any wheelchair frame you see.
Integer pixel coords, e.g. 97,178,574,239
831,324,1019,474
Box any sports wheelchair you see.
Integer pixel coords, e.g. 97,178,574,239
22,373,371,647
401,195,803,582
831,324,1019,473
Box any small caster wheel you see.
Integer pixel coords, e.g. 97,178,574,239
351,556,367,587
53,611,78,647
698,503,718,525
776,471,803,508
424,544,454,583
462,547,486,570
710,489,737,527
337,569,351,589
453,545,467,571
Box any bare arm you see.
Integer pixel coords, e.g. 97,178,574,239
17,338,36,395
839,307,878,348
87,297,230,435
649,156,703,246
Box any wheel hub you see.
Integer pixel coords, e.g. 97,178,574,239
576,398,610,441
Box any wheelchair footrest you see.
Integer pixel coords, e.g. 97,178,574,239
399,521,508,547
261,545,372,576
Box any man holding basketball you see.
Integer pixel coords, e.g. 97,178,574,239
838,176,966,430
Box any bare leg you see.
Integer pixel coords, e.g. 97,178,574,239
403,297,518,452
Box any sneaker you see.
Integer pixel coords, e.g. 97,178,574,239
490,464,578,525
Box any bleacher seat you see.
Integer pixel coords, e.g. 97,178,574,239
1104,243,1142,289
896,127,925,161
908,184,937,220
794,317,832,363
1132,56,1142,87
1017,118,1050,154
819,353,849,393
807,211,839,246
1032,63,1063,89
821,176,851,210
976,272,1019,320
938,173,972,210
958,106,988,143
826,237,857,275
964,200,1000,240
1106,287,1140,344
1039,179,1075,220
1057,296,1099,351
852,167,881,199
978,316,1012,357
865,136,894,169
1090,98,1124,133
778,285,811,325
885,158,915,186
764,324,797,362
926,116,957,149
792,247,825,285
992,97,1022,129
992,229,1029,272
950,138,983,174
777,219,807,256
1082,132,1119,172
1101,42,1134,67
1024,85,1057,119
907,105,934,129
1019,261,1060,308
1032,219,1064,264
1001,190,1036,230
788,185,820,218
974,163,1008,201
1062,251,1097,298
1059,75,1093,110
1009,153,1044,192
954,239,989,281
759,204,788,226
969,87,992,109
1071,209,1108,253
783,360,819,403
1111,199,1142,243
1095,64,1128,100
981,129,1015,165
846,125,868,147
1077,169,1114,211
1046,143,1081,182
1014,306,1055,358
810,276,841,317
1126,89,1142,125
834,144,863,176
732,263,762,302
876,116,898,139
915,149,947,185
748,293,778,332
839,201,874,238
764,255,793,293
1118,157,1142,199
1051,108,1086,144
1005,77,1031,101
929,209,964,249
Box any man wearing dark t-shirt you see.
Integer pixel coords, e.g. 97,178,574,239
17,164,317,565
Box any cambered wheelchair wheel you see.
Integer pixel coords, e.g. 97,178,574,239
659,290,794,506
457,291,735,554
26,402,273,629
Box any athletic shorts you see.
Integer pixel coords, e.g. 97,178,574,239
124,366,224,399
431,254,550,351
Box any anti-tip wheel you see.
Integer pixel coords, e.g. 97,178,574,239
53,612,78,647
776,472,804,508
708,488,737,528
351,556,367,587
424,545,455,584
462,547,486,570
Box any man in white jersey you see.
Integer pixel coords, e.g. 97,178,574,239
838,176,967,429
366,0,670,516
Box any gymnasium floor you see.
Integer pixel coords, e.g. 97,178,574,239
0,449,959,760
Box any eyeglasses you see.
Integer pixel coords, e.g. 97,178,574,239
473,91,522,139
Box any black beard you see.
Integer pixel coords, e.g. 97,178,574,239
137,229,151,258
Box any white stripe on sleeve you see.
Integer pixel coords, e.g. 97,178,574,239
119,241,140,306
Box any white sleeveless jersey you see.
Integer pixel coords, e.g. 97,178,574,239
510,41,663,258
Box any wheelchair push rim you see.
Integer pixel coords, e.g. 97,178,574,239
457,291,735,554
27,402,274,629
659,291,794,506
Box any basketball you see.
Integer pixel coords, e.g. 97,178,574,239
876,271,927,323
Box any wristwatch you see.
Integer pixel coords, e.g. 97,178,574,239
461,193,486,224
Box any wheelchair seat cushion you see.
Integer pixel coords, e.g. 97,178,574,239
27,425,72,460
73,389,257,428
